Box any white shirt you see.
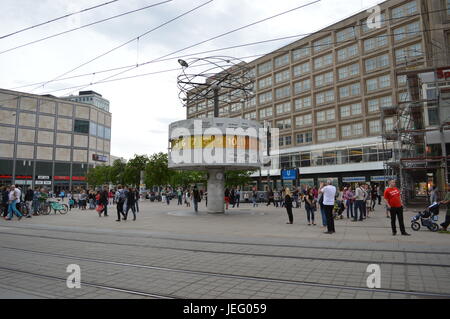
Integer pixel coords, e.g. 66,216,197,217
9,189,20,201
321,185,336,205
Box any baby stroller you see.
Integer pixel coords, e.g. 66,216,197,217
411,202,440,232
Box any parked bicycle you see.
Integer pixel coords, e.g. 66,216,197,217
40,199,68,215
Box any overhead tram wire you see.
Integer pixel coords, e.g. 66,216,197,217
9,6,449,91
0,0,119,40
69,0,322,94
34,26,450,96
0,0,173,56
30,0,213,94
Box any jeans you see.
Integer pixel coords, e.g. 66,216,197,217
32,200,40,214
320,205,327,226
286,206,293,224
7,200,23,219
346,200,354,218
354,200,364,220
193,200,198,212
125,202,136,220
390,206,406,234
232,195,240,208
252,198,258,207
116,201,125,220
305,206,315,223
324,204,335,232
178,196,182,205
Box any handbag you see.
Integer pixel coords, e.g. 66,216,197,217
96,204,104,212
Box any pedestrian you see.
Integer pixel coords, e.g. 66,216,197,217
230,188,236,208
370,185,378,212
284,188,293,224
134,188,140,213
125,187,136,221
192,186,201,213
266,188,275,207
343,187,354,219
383,179,410,236
439,183,450,231
98,185,109,217
24,187,34,218
377,185,382,205
304,188,316,226
1,186,9,217
224,188,230,210
354,183,366,222
32,187,40,215
60,190,65,202
177,188,183,206
251,188,258,207
319,180,336,234
233,187,241,208
115,185,126,222
5,185,23,221
317,191,327,228
185,189,191,207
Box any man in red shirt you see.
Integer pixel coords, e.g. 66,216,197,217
383,179,410,236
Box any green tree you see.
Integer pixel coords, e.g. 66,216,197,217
170,170,205,187
85,165,111,187
109,159,126,185
144,152,173,188
125,154,149,186
225,170,255,188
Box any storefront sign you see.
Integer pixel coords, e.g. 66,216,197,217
72,176,86,181
282,169,297,181
0,175,12,179
371,176,396,182
92,154,108,162
43,181,52,185
15,175,32,179
35,181,43,185
54,176,70,181
342,177,366,183
36,175,50,180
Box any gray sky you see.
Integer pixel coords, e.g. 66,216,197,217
0,0,383,160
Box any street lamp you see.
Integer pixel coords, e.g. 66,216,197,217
178,59,189,68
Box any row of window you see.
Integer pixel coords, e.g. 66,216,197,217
74,120,111,140
277,118,394,146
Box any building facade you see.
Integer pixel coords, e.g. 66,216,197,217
0,88,112,191
185,0,450,189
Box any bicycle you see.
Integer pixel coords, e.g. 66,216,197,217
41,199,68,215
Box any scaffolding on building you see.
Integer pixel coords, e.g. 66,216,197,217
381,66,450,205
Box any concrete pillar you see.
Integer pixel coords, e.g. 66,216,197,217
207,168,225,214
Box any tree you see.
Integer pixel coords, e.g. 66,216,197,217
109,159,126,185
144,152,173,188
224,170,255,188
125,154,149,186
170,170,205,188
85,165,111,187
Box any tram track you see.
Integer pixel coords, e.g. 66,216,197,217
1,245,449,299
1,224,449,255
0,231,449,268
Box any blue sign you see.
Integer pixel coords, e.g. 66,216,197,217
282,169,297,180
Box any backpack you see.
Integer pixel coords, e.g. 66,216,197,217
119,190,126,202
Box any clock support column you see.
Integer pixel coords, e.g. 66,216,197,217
207,168,225,214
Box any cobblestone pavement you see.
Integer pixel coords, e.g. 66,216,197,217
0,200,449,299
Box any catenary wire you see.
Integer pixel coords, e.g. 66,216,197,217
30,0,213,93
9,7,449,92
0,0,119,40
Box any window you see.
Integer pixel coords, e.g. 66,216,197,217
340,102,362,118
97,125,105,139
279,135,292,146
294,96,312,110
391,1,417,19
369,120,381,134
276,102,291,115
293,62,310,78
258,61,272,75
275,69,290,84
258,91,272,104
188,105,197,115
245,97,256,109
90,122,97,136
397,75,407,86
339,83,360,99
341,123,363,137
316,108,335,123
230,102,242,113
276,118,292,130
368,95,392,112
338,63,359,80
74,119,89,134
295,114,313,127
292,46,310,61
219,106,229,116
384,117,394,131
275,85,291,100
363,33,388,52
361,12,386,33
393,21,420,42
366,75,391,92
316,90,335,105
314,71,334,88
274,54,289,68
259,107,273,119
104,127,111,140
294,79,311,95
317,127,336,141
398,91,411,102
336,27,356,43
244,111,256,120
296,132,313,144
395,42,423,64
313,35,332,53
314,53,333,70
258,76,272,90
365,54,389,72
337,44,358,62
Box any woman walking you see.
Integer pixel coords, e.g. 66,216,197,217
284,188,293,224
343,187,354,219
304,188,316,225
